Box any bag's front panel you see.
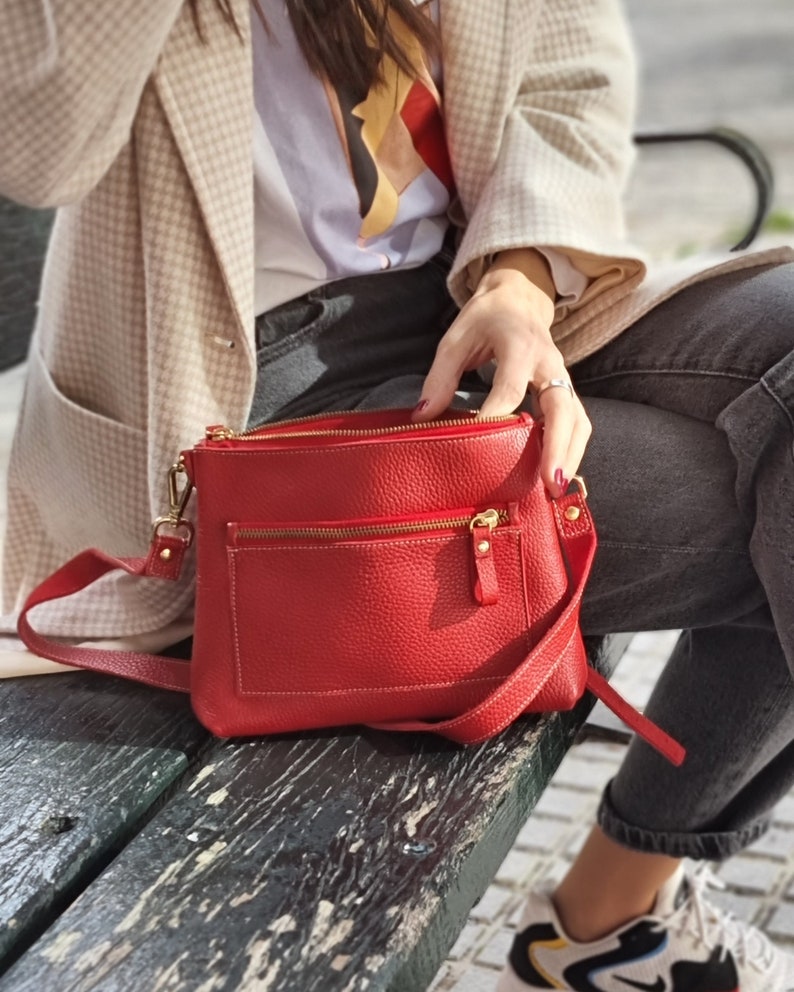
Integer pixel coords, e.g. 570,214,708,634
186,418,578,737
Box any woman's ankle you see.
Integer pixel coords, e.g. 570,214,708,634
551,827,681,943
551,885,657,943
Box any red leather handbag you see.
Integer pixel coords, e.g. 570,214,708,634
18,409,684,764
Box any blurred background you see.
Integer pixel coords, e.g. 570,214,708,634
624,0,794,257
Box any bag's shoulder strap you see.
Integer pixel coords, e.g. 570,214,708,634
17,493,684,766
17,540,192,694
372,493,685,766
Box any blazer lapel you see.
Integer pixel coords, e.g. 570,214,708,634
154,0,254,346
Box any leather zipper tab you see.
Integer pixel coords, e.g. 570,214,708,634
470,510,500,606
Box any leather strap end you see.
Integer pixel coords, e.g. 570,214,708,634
144,533,188,580
585,667,686,766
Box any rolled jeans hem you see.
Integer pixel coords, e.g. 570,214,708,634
596,785,772,862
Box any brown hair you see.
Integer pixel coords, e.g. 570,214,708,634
187,0,439,92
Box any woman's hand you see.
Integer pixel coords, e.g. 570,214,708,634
413,249,592,498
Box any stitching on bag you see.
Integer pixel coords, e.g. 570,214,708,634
228,552,248,697
230,531,519,553
552,498,592,537
517,531,532,658
237,676,509,696
152,675,190,693
440,614,579,732
226,531,532,696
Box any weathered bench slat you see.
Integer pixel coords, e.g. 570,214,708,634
0,673,209,970
0,636,628,992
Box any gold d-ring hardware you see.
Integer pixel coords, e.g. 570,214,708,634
570,475,588,499
152,516,194,543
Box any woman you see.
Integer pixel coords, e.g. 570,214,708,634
1,1,793,988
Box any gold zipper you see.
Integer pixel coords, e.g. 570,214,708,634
206,411,519,442
235,508,508,542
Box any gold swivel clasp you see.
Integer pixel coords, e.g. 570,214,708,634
151,458,195,544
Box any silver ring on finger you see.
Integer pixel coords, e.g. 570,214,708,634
535,378,574,400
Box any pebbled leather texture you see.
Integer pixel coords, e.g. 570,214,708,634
186,413,563,731
18,409,685,763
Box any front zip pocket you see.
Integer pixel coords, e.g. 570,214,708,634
231,508,509,607
233,506,505,542
226,507,530,705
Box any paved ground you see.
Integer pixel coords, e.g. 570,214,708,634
0,0,792,988
431,633,794,992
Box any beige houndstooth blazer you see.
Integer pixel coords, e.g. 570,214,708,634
1,0,791,673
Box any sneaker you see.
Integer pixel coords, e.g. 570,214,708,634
497,862,794,991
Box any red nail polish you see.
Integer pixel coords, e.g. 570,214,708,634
554,469,569,492
414,399,430,414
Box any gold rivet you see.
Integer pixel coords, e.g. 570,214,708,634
159,548,173,561
564,506,581,522
477,540,490,553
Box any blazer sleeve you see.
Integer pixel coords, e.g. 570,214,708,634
448,0,646,307
0,1,184,207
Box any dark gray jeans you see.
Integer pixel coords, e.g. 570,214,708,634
250,256,794,862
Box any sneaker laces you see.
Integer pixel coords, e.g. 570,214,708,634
652,864,775,972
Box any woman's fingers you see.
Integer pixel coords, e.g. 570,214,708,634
565,394,593,483
413,334,469,420
478,349,532,418
411,271,593,497
538,385,591,496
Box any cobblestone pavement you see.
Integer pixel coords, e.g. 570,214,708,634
430,632,794,991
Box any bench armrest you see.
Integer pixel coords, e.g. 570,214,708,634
634,127,775,250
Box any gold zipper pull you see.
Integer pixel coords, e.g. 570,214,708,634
205,425,237,440
469,508,501,534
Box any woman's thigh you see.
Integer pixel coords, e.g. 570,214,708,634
575,395,764,635
570,261,793,634
571,262,794,422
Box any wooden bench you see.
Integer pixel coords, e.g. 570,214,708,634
0,635,629,991
0,130,773,991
